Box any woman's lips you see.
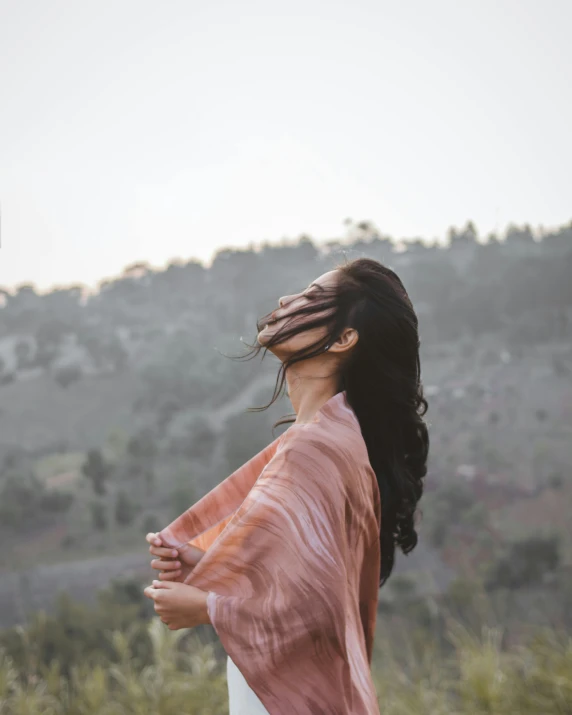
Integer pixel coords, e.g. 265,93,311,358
261,312,280,330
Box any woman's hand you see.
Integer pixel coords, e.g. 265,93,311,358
143,580,211,629
146,532,206,582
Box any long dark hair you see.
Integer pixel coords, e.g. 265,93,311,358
228,257,429,588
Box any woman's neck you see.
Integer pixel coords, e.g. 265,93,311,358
286,376,340,425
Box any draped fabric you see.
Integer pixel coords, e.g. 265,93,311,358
158,390,382,714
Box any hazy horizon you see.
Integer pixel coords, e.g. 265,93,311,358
1,0,570,293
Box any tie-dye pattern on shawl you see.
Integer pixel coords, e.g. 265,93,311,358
158,390,382,714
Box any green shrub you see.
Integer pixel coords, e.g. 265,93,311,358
1,604,571,714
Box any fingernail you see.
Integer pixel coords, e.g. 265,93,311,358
153,580,160,585
175,561,180,567
171,550,178,557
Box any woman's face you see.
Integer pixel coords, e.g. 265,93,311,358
257,269,339,357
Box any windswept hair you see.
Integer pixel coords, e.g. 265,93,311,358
227,257,429,588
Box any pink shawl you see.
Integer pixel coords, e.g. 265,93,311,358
157,390,382,714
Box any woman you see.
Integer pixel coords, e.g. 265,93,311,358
144,257,429,714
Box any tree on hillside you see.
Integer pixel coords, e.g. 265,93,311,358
448,220,479,247
486,534,560,590
33,318,70,369
505,223,535,246
90,500,107,531
54,364,83,388
14,339,32,369
0,471,73,530
126,428,157,494
115,490,136,526
82,449,112,496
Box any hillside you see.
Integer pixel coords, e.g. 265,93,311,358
1,219,571,628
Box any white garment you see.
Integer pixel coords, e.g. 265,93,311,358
227,654,271,714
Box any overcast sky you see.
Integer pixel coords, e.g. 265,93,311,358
0,0,570,293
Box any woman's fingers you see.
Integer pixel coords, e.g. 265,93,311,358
151,558,181,571
149,544,179,559
145,532,163,546
146,532,180,561
146,533,183,581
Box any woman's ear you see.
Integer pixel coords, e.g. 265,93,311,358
329,328,358,353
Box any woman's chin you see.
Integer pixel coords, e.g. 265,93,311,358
256,327,272,345
257,327,285,353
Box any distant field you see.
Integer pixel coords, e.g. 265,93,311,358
0,371,142,456
0,549,151,629
491,481,572,564
34,451,84,487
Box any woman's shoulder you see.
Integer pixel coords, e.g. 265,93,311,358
273,418,367,476
275,419,336,450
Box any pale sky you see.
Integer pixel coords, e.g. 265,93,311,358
0,0,570,293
